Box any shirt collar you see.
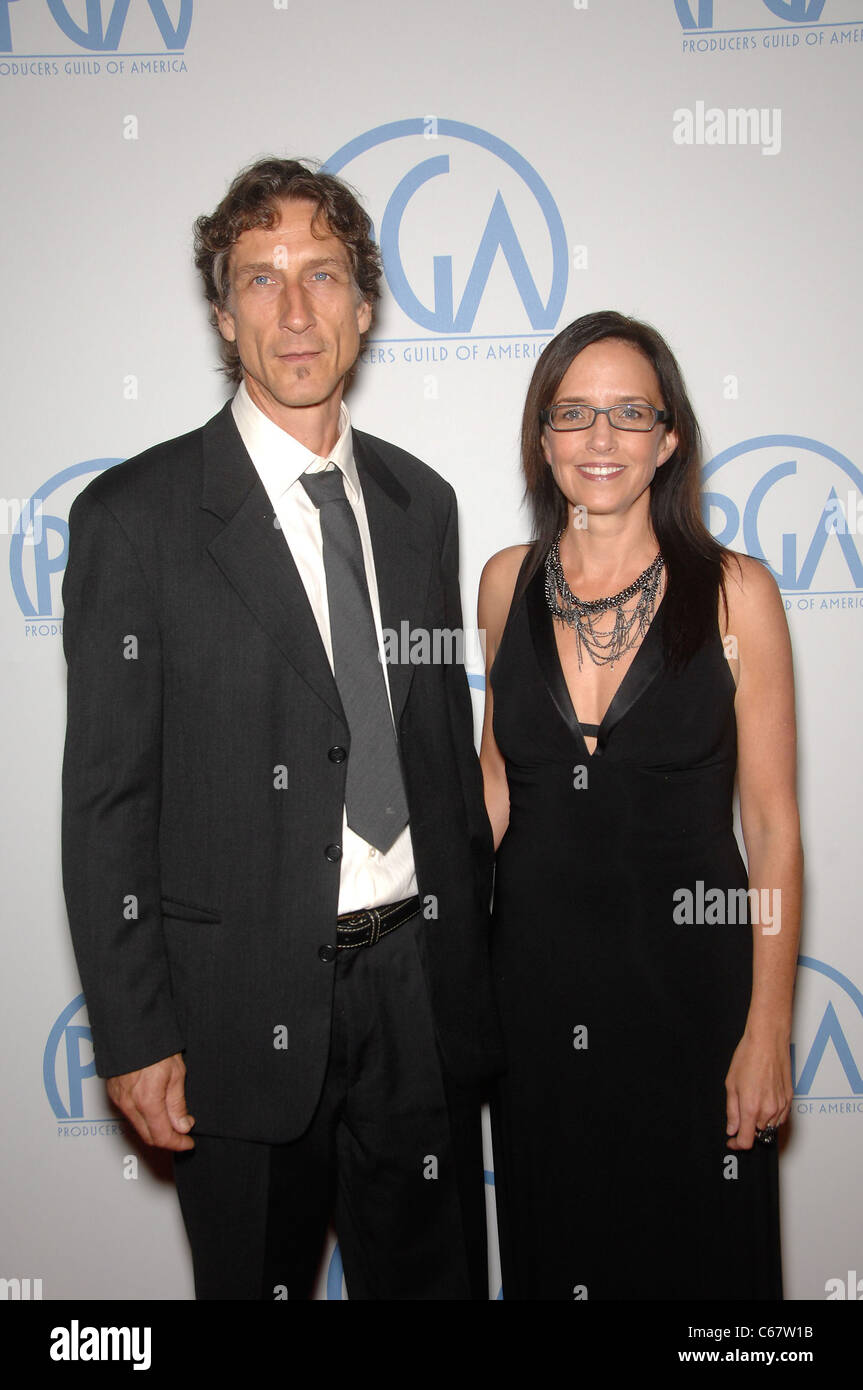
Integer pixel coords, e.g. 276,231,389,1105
231,379,358,503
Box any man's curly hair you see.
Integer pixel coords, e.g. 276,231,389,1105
193,156,382,384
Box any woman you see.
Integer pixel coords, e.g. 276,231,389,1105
479,311,802,1300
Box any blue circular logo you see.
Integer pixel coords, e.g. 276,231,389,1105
43,994,96,1120
793,958,863,1100
324,119,568,336
703,435,863,592
9,458,120,618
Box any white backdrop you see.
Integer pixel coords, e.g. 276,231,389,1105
1,0,862,1302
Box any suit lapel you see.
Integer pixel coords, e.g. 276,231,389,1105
352,431,433,728
202,403,345,721
200,405,433,730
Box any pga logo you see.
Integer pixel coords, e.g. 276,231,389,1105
9,459,119,619
675,1,828,28
43,994,97,1121
0,0,192,52
792,958,863,1101
702,435,863,592
324,119,568,338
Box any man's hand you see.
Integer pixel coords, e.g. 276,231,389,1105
106,1053,195,1151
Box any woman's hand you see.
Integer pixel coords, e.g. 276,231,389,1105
725,1028,793,1150
723,553,801,1153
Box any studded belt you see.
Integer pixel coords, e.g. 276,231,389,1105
335,895,421,950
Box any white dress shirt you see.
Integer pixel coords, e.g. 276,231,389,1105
231,382,418,913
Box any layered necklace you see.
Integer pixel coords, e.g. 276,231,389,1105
544,532,664,670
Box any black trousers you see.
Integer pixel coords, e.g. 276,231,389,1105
173,914,488,1300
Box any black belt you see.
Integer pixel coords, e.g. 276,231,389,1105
335,895,421,950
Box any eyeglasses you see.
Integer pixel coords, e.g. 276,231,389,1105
541,403,671,432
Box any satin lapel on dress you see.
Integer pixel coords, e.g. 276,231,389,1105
525,564,666,757
594,600,665,753
525,565,583,745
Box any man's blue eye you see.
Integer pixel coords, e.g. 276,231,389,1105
311,271,330,281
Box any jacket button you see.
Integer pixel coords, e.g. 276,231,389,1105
318,944,337,963
328,745,347,763
324,843,342,862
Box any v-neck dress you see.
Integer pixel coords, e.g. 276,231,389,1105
488,558,782,1301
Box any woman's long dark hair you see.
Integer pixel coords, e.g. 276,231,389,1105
522,310,727,669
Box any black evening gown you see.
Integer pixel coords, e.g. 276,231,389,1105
489,559,782,1301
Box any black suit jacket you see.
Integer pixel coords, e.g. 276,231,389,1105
61,402,503,1143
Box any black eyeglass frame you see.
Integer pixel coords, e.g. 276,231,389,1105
540,403,672,432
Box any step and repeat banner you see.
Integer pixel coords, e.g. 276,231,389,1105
1,0,861,1302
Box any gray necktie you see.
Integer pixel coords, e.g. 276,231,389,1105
301,467,409,853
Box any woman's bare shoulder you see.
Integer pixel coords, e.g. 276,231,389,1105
481,543,533,589
479,543,533,607
720,550,790,667
478,544,534,646
721,550,785,617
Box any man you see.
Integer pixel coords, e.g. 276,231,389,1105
61,157,502,1300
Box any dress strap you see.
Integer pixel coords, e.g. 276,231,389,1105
511,541,545,612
